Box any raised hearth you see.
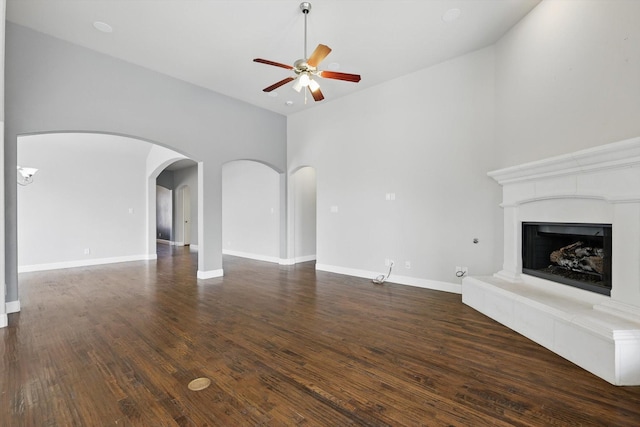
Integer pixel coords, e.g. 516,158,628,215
463,137,640,385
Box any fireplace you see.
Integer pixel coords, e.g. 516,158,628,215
522,222,612,296
461,137,640,386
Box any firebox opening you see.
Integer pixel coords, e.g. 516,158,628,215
522,222,612,296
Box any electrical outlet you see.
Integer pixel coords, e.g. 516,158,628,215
385,258,390,267
84,248,91,255
405,261,411,269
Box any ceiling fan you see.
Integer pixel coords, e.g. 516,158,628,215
253,2,361,102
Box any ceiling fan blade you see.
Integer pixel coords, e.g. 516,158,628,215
253,58,294,70
307,44,332,67
263,77,295,92
309,86,324,102
319,70,361,83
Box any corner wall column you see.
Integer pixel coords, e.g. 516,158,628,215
197,162,223,279
1,0,11,327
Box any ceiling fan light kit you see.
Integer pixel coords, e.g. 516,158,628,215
253,2,361,103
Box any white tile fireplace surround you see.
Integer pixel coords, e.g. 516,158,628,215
462,137,640,386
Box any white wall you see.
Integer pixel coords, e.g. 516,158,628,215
288,0,640,291
292,167,316,261
17,133,151,271
495,0,640,167
222,160,280,262
288,47,500,290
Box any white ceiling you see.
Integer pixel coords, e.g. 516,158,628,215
6,0,540,116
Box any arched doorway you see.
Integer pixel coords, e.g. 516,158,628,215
16,132,198,273
291,166,317,263
222,160,281,263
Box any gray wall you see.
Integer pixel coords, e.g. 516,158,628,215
172,165,198,246
156,165,199,246
5,22,286,301
156,170,174,190
156,185,172,241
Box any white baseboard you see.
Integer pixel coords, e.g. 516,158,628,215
0,300,20,328
157,239,171,245
315,263,461,294
172,241,194,247
18,254,156,273
278,255,317,265
223,250,315,266
295,254,317,263
6,300,21,314
223,249,280,264
197,269,224,279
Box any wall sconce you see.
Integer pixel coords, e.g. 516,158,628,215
17,166,39,186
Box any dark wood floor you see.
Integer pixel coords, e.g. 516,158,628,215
2,245,640,426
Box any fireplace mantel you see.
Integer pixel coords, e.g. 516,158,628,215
463,137,640,386
487,136,640,189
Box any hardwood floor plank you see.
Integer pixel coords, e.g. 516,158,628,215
2,245,639,426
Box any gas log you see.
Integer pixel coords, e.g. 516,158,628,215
549,241,604,275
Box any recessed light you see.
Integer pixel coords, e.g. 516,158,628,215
285,100,294,106
93,21,113,33
442,8,461,23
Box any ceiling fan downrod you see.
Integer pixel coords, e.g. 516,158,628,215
301,2,311,60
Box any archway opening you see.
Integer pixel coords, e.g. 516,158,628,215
291,166,317,263
17,132,198,273
222,160,281,264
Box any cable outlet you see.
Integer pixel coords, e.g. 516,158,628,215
455,266,468,277
385,258,394,267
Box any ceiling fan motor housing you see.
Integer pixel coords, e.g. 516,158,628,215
293,59,316,75
300,2,311,14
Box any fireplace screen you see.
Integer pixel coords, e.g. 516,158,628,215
522,222,612,296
